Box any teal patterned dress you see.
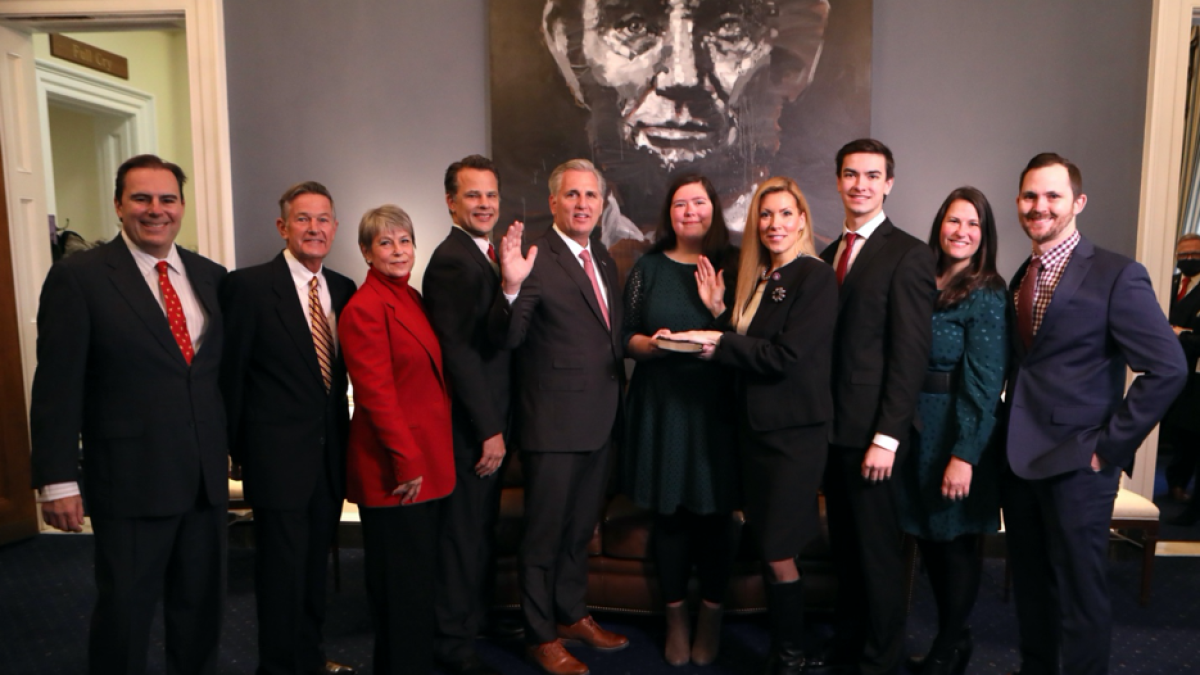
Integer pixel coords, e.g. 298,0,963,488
897,287,1008,541
620,250,739,515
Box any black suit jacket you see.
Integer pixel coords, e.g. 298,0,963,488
219,252,356,510
819,218,937,453
489,229,623,452
29,236,228,518
716,255,836,431
422,227,512,454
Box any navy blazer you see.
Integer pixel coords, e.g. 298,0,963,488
29,236,229,518
1004,236,1187,478
219,252,356,509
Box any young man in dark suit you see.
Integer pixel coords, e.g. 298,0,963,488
422,156,512,675
30,154,229,675
220,181,357,675
491,159,628,675
818,139,937,675
1002,153,1186,675
1162,233,1200,522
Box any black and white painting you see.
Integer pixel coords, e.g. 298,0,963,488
490,0,872,275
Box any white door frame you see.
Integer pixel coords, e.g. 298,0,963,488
37,57,158,236
1128,0,1200,497
0,0,233,400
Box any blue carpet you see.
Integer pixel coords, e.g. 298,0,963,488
2,535,1198,673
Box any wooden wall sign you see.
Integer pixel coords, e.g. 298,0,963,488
49,34,129,80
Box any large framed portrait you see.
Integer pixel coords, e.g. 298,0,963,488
490,0,872,277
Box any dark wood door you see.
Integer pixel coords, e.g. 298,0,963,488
0,128,39,546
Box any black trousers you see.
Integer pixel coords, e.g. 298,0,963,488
88,498,226,675
252,476,341,675
823,444,907,675
1002,464,1120,675
361,500,439,675
519,446,610,644
434,451,504,662
1164,421,1200,494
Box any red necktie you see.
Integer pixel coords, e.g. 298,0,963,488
156,260,194,364
487,243,497,263
1017,257,1043,350
580,250,610,328
836,232,858,285
1178,276,1191,302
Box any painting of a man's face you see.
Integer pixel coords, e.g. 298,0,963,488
545,0,829,168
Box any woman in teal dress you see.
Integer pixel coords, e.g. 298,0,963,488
896,186,1008,675
621,173,739,667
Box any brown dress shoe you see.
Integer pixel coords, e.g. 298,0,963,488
527,640,589,675
557,615,630,651
317,660,356,674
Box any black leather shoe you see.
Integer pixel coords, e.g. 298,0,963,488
804,642,854,670
436,652,500,675
317,661,356,675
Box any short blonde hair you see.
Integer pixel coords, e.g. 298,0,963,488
358,204,414,251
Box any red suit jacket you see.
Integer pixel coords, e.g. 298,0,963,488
339,267,455,507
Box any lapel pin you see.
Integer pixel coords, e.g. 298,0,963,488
771,287,787,302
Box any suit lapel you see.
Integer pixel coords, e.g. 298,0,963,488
270,253,324,385
1031,236,1094,351
549,233,610,331
105,238,189,365
371,275,446,388
841,220,891,290
449,227,497,280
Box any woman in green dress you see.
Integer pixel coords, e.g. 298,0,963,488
621,173,739,667
896,187,1008,675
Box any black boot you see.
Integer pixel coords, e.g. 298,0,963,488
764,580,806,675
913,629,973,675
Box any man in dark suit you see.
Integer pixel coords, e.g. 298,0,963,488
491,159,628,675
220,181,357,675
1002,153,1186,675
1162,233,1200,522
30,154,229,675
818,138,936,675
422,155,511,675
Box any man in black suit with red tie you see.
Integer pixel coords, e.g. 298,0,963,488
422,155,512,675
818,139,937,675
1163,233,1200,523
491,159,628,675
220,181,357,675
30,154,229,675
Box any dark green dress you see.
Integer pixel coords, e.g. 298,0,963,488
620,251,738,515
897,287,1008,541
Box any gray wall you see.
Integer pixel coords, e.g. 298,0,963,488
225,1,1152,285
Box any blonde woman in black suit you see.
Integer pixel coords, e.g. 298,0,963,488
671,177,837,675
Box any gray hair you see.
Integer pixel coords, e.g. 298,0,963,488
1178,232,1200,248
548,158,606,198
358,204,414,251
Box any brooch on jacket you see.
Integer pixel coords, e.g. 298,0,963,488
771,286,787,302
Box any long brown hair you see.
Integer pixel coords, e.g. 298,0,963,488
649,173,731,262
730,177,815,328
927,187,1004,309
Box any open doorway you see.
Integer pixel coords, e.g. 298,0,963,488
0,1,233,546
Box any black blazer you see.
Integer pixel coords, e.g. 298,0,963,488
219,252,356,509
29,236,229,518
819,218,937,452
489,229,624,452
422,227,512,454
716,255,836,431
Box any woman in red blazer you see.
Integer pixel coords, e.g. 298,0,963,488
339,204,455,675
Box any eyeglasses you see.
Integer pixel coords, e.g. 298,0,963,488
1178,252,1200,260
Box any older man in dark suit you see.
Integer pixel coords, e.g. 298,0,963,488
1002,153,1186,675
220,181,357,675
30,154,228,675
1162,233,1200,522
817,138,936,675
422,155,511,675
491,159,627,675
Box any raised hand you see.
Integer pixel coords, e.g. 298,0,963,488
695,255,726,317
498,221,538,295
